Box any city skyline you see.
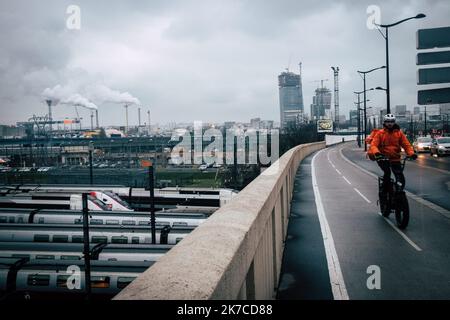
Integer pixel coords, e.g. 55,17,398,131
1,0,449,127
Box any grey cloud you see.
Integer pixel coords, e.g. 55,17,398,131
0,0,449,126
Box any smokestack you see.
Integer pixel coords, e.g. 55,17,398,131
95,110,99,129
46,100,53,133
147,110,151,135
138,107,141,127
90,111,94,130
125,105,129,135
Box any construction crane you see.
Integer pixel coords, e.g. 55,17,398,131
331,67,340,132
74,106,82,130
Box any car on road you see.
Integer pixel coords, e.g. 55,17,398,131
413,137,433,153
430,137,450,157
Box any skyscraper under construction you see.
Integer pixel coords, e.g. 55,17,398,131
278,63,304,130
310,87,332,121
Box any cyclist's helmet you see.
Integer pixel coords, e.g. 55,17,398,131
383,113,396,122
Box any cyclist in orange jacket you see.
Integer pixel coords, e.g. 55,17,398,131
368,114,417,190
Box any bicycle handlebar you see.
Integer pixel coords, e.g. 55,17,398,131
376,155,415,171
376,155,415,161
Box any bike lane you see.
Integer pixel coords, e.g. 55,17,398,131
313,143,450,299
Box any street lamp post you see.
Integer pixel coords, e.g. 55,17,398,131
375,14,426,114
88,141,94,185
355,97,361,147
358,66,385,151
424,106,427,135
443,114,449,134
354,89,374,150
82,193,91,299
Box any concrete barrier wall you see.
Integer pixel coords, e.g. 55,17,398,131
325,134,357,146
114,141,326,300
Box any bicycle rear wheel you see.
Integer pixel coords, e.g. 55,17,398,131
395,192,409,229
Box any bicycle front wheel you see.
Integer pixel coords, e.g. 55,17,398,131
395,193,410,229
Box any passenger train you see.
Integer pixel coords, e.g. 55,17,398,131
0,184,238,208
0,223,194,245
0,257,153,300
0,242,173,262
0,208,207,227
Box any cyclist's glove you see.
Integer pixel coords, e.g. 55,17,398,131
410,153,418,160
374,153,384,161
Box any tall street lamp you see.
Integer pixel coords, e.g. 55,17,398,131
375,13,426,114
355,89,374,150
358,66,385,151
88,141,94,185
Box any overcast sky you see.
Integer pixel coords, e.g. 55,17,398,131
0,0,449,127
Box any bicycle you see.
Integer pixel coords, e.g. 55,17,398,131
377,156,411,229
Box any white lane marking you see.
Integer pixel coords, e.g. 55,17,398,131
353,188,371,203
377,212,423,252
336,144,424,251
327,151,335,166
342,176,351,185
338,145,450,219
335,169,342,175
312,149,349,300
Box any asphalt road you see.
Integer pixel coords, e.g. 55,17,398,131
278,142,450,300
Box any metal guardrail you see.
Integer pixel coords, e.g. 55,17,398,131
114,141,325,300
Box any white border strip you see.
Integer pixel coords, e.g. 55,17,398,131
312,149,349,300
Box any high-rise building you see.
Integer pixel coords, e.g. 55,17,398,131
278,63,304,130
250,118,261,129
440,103,450,115
260,120,274,130
395,105,407,116
414,106,421,115
349,110,358,126
310,87,332,121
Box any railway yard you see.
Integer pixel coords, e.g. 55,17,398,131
0,184,236,300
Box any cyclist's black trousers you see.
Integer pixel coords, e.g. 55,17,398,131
377,160,405,189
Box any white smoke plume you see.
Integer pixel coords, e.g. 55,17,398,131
87,84,140,105
42,84,140,107
41,84,73,105
60,93,98,110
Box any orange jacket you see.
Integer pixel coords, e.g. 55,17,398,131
366,128,381,145
368,125,414,161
